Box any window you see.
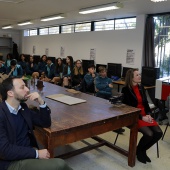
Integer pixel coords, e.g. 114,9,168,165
75,23,91,32
154,15,170,77
24,30,29,36
115,18,136,30
39,28,48,35
49,27,59,34
29,29,37,36
61,25,74,33
94,20,114,31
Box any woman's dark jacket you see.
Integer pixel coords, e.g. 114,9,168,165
121,84,151,119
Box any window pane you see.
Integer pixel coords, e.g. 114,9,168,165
154,16,170,77
94,20,114,31
39,28,48,35
115,18,136,30
30,29,37,36
61,25,74,33
49,27,59,34
24,30,29,36
75,23,91,32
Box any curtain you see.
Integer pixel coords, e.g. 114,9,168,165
144,16,155,67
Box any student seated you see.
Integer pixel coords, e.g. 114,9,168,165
51,57,65,85
18,54,28,75
63,56,74,88
83,64,97,93
0,59,7,74
95,66,113,100
6,59,23,78
0,77,73,170
26,56,39,78
4,53,13,68
121,68,162,164
41,57,56,82
71,60,84,89
38,55,47,76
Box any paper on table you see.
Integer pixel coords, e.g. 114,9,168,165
46,94,86,105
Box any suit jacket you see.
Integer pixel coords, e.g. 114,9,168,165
0,102,51,170
121,84,151,120
45,63,56,79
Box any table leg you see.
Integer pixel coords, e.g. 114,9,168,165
128,122,138,167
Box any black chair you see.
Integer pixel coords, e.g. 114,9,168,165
114,129,159,158
162,122,169,140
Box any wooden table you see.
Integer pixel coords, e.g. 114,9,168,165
27,81,140,167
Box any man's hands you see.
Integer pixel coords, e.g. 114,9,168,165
38,149,50,159
26,92,44,105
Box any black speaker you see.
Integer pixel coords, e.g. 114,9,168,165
82,60,94,74
141,67,160,86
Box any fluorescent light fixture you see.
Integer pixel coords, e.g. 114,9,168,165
79,2,123,14
18,21,32,26
41,14,65,21
151,0,167,2
2,25,13,29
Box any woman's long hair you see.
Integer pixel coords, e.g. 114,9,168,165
125,68,138,88
73,60,83,75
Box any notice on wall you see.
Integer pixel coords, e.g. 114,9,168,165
126,49,135,65
33,45,36,54
45,48,49,56
90,48,96,62
60,46,65,57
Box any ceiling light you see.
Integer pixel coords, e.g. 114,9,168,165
18,21,32,26
79,2,123,14
41,14,65,21
151,0,167,2
2,25,13,29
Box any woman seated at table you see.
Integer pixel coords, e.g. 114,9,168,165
121,68,162,164
71,60,84,90
63,56,74,88
26,55,39,78
95,66,113,100
51,57,65,85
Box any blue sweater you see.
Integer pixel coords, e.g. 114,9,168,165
95,75,112,95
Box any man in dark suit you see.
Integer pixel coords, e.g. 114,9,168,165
0,77,73,170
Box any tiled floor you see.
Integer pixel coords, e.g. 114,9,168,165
55,125,170,170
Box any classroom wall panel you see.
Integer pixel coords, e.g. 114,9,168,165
21,15,146,71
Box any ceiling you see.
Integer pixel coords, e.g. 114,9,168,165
0,0,170,30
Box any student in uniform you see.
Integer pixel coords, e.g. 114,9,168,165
63,56,74,88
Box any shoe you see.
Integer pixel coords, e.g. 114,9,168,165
136,151,146,164
113,128,125,134
143,151,151,162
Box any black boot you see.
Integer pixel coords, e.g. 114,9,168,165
143,151,151,162
136,150,146,164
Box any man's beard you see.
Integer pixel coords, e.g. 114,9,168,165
14,93,29,103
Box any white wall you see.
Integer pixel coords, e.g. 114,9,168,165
21,15,146,71
0,29,21,51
